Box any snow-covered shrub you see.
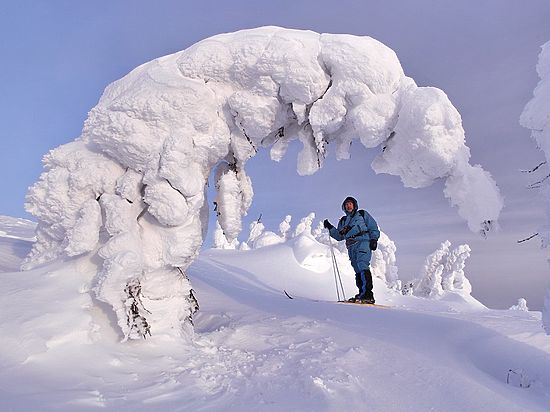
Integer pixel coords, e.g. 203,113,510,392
443,244,472,293
521,39,550,334
243,220,265,249
370,232,399,288
509,298,529,312
279,215,292,239
293,213,316,237
24,27,502,340
414,241,451,298
413,241,472,298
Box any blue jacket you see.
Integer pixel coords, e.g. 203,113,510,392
329,209,380,245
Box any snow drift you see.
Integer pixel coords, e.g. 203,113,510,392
24,27,502,339
3,217,550,411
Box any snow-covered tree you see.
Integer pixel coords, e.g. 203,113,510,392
279,215,292,239
509,298,529,312
292,213,316,238
443,244,472,293
520,39,550,334
23,27,502,340
245,220,265,247
414,241,451,298
370,232,399,288
413,241,473,298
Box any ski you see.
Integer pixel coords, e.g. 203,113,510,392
284,290,389,308
337,301,389,308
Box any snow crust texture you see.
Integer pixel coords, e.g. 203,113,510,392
24,27,502,339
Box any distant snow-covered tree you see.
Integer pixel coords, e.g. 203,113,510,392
311,220,324,239
443,244,472,293
279,215,292,239
414,241,451,298
509,298,529,312
412,241,473,298
245,220,265,248
293,213,316,238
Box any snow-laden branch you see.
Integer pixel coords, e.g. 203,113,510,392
23,27,502,339
521,38,550,334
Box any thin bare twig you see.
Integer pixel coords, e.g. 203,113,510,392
517,233,539,243
527,173,550,189
520,161,546,173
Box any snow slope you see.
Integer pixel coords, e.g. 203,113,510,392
1,217,549,411
0,215,35,272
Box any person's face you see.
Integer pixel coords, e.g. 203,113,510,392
344,201,354,212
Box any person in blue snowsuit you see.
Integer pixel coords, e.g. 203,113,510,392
324,196,380,303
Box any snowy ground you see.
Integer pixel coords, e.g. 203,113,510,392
1,217,549,411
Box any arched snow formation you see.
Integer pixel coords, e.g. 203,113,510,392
24,27,502,339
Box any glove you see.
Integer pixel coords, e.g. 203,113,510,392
323,219,334,230
369,239,378,251
339,225,351,236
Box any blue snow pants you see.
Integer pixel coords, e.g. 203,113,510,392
347,240,372,273
348,240,374,299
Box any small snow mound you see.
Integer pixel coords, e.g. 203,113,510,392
253,231,285,249
290,233,331,273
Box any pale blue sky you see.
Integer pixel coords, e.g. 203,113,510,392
1,0,550,309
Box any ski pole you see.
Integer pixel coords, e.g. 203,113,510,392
327,230,346,301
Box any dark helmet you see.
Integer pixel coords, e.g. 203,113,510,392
341,196,358,212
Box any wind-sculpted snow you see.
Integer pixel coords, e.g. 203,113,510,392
24,27,502,339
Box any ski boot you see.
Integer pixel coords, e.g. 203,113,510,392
347,293,363,303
